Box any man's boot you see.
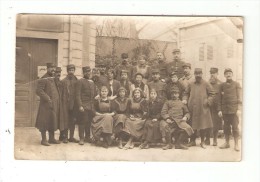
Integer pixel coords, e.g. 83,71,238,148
78,125,85,145
68,125,79,143
48,131,61,144
175,133,188,150
234,136,240,152
204,128,211,145
213,130,218,146
219,135,230,149
41,131,50,146
187,133,196,147
162,134,173,150
63,129,68,143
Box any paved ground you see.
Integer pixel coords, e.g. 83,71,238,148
14,127,241,162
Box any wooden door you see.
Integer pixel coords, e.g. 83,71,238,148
15,37,58,127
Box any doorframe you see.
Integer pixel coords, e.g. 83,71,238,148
16,29,63,67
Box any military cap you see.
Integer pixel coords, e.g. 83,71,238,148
134,72,144,78
182,63,191,69
121,53,128,59
194,68,203,74
172,48,180,53
55,67,62,72
210,67,218,73
224,68,233,74
151,68,160,74
170,88,180,94
82,66,91,72
46,62,55,68
107,68,115,74
169,71,178,77
67,64,75,70
120,69,129,75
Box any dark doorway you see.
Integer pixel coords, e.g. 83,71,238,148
15,37,58,127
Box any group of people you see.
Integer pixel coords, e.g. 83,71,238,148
35,49,242,152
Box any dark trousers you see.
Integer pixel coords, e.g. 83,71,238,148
40,130,55,141
223,114,239,139
78,109,93,140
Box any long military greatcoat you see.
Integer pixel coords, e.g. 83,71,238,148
183,79,215,130
35,77,60,131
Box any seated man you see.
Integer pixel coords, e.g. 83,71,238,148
160,88,194,150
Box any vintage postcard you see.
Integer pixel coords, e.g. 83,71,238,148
14,14,243,161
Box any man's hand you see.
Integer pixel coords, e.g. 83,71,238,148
166,119,172,124
48,100,53,109
161,79,165,83
79,106,84,112
182,116,188,121
95,95,100,100
182,100,187,105
218,111,223,118
152,119,158,122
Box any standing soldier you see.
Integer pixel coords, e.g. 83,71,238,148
76,66,97,145
151,52,168,82
114,53,133,81
204,67,222,146
98,62,109,86
166,49,186,79
147,69,167,101
218,68,242,151
179,63,194,90
183,68,215,149
54,67,69,143
35,63,61,146
61,64,79,143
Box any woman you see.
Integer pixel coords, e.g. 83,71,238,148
113,87,131,149
122,88,148,149
132,55,152,84
139,89,164,149
91,86,115,148
130,73,149,100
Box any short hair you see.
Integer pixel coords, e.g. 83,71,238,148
132,88,144,98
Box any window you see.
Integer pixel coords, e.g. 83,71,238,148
199,45,204,61
227,44,234,58
207,45,213,61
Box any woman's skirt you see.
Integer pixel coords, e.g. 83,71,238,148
143,119,162,142
122,117,146,139
91,115,113,140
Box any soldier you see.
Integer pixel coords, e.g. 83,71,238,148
41,62,56,78
54,67,69,143
147,69,166,101
204,67,223,146
164,71,185,100
183,68,215,149
98,62,109,86
218,68,242,152
166,49,186,79
76,66,97,145
160,88,193,150
179,63,194,90
151,52,168,82
35,63,61,146
114,53,133,81
61,64,79,143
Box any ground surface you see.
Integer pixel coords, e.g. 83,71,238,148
14,127,241,162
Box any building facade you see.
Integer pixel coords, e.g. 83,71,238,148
176,17,243,84
15,14,96,127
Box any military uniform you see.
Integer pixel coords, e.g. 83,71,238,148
147,69,167,100
61,64,79,142
76,66,97,144
217,68,242,151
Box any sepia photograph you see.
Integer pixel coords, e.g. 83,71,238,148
14,14,243,161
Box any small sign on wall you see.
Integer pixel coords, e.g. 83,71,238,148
38,66,47,78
